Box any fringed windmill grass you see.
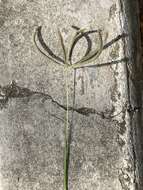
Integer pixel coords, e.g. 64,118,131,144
34,25,126,190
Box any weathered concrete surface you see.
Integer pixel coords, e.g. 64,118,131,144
0,0,141,189
119,0,143,190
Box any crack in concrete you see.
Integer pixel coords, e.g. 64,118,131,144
0,80,121,119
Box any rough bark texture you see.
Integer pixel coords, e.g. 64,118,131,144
0,0,141,190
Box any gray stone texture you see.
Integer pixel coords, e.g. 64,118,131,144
0,0,142,190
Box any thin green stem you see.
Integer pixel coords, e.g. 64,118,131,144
64,68,69,190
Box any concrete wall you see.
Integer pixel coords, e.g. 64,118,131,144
0,0,141,189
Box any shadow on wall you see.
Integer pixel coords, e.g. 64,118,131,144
123,0,143,189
